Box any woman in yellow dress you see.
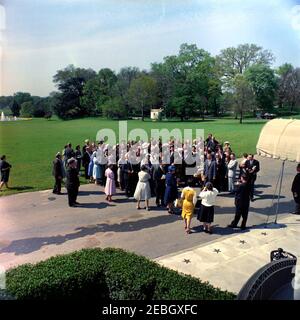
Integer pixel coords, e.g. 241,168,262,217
181,179,197,234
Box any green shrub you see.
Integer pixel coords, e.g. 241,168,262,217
6,248,235,300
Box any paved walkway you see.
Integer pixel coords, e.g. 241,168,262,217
0,156,299,295
156,214,300,295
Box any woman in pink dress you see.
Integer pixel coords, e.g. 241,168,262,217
105,164,116,201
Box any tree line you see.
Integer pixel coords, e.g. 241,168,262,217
1,43,300,123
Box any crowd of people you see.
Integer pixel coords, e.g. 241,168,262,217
52,134,264,233
1,132,299,234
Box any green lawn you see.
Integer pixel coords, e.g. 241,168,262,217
0,117,268,196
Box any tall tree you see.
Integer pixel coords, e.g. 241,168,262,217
153,43,219,120
284,68,300,111
245,64,277,112
276,63,294,108
216,43,274,86
13,92,32,106
20,101,34,117
230,74,255,124
53,65,96,119
101,97,127,119
114,67,143,115
81,68,117,115
128,75,157,121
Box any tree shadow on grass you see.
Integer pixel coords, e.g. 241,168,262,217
0,214,179,255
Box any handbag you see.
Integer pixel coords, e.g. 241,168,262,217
175,198,183,208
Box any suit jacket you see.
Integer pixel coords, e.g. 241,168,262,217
245,159,260,176
204,160,217,181
66,167,79,188
292,173,300,203
52,158,63,178
65,147,75,160
152,164,165,181
235,182,251,208
120,161,133,179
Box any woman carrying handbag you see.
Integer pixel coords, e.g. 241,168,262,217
180,179,197,234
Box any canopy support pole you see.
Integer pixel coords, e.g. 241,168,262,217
274,160,285,224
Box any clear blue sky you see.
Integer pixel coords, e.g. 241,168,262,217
1,0,300,96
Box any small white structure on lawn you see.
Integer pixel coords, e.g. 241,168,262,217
1,111,5,121
150,108,163,121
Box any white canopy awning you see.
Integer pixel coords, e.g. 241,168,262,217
256,119,300,162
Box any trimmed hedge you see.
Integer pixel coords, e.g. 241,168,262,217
6,248,235,300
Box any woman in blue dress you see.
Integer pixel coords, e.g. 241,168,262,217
164,165,178,214
88,150,94,183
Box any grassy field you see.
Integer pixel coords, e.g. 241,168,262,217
0,117,268,196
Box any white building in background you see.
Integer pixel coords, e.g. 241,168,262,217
150,108,163,121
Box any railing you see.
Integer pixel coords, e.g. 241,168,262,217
237,249,297,300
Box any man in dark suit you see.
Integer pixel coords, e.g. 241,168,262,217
52,152,63,194
82,147,91,180
203,153,216,184
228,175,251,230
65,143,75,160
292,163,300,215
66,158,80,207
120,158,133,197
245,154,260,201
153,161,166,207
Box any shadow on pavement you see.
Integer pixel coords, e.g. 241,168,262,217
78,190,104,196
0,214,180,255
77,202,116,209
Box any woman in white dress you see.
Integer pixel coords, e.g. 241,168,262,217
134,165,151,210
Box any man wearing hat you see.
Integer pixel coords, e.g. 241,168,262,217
52,152,63,195
66,157,80,207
